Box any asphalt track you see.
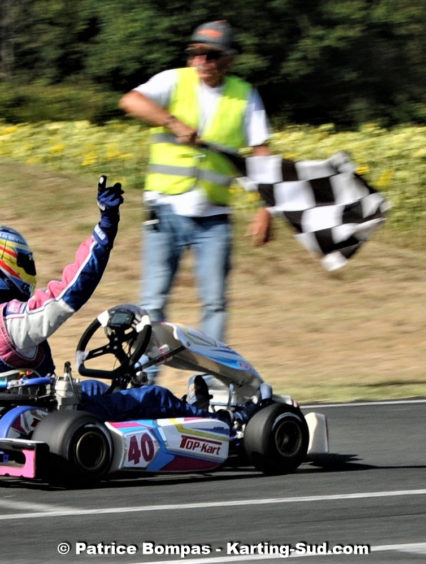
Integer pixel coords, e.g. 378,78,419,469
0,399,425,564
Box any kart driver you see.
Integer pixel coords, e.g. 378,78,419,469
0,176,212,422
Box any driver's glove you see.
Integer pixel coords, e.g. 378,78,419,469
94,175,124,247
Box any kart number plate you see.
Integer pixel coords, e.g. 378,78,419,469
124,430,158,469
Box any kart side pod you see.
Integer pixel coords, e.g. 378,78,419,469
106,417,230,474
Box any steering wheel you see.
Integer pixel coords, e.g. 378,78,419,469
76,304,152,387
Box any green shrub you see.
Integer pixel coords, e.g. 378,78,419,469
0,80,121,124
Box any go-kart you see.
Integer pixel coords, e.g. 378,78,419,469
0,304,328,485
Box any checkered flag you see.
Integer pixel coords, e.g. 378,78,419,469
236,151,389,271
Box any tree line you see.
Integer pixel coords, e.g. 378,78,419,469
0,0,425,127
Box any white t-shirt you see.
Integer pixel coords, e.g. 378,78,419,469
135,69,270,216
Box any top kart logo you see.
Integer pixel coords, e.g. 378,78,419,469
180,434,223,457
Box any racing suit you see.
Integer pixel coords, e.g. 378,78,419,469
0,215,209,421
0,233,111,375
79,381,209,421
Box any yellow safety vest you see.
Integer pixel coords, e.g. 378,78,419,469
145,67,251,205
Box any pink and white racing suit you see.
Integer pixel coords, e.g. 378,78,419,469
0,226,114,375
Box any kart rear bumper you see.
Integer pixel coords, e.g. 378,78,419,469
0,438,48,479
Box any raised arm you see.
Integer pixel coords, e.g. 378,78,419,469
5,177,124,350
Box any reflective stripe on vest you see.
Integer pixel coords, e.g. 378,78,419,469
145,67,251,205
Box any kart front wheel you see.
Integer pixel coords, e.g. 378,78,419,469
32,410,113,484
244,403,309,474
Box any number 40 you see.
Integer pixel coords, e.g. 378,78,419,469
128,433,155,465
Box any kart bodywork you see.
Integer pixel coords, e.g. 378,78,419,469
0,304,328,484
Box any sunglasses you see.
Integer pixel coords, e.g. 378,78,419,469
186,48,226,61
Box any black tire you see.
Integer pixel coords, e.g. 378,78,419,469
244,403,309,474
32,410,113,484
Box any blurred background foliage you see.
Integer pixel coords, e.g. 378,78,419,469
0,0,425,127
1,120,424,248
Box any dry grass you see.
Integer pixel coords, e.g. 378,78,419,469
1,159,425,402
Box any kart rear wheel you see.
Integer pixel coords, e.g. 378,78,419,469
244,403,309,474
32,410,113,484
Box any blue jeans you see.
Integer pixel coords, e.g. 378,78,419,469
141,204,232,341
